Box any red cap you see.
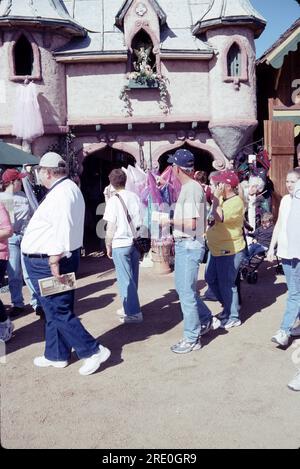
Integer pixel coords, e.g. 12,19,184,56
211,170,239,188
2,169,27,185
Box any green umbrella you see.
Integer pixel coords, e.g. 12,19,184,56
0,141,39,166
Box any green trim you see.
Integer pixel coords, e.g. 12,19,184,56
273,115,300,124
269,30,300,69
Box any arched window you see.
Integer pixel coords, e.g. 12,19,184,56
131,30,156,73
9,32,41,82
14,35,34,76
227,43,241,77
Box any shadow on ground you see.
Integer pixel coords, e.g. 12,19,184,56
5,259,289,363
239,262,287,323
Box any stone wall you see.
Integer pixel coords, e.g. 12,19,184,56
66,59,210,122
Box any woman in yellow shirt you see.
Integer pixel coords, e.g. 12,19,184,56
205,170,246,329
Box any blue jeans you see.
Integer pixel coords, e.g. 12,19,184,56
0,259,8,322
7,233,24,308
174,238,212,342
281,259,300,333
112,244,141,316
248,243,267,258
205,250,246,321
21,253,41,310
24,249,99,361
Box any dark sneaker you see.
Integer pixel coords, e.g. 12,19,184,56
9,306,25,317
35,306,45,319
171,337,201,354
216,311,228,321
200,316,221,336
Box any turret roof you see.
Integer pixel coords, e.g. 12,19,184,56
0,0,85,36
0,1,265,55
192,0,266,38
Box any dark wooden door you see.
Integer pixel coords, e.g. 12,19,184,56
264,120,294,217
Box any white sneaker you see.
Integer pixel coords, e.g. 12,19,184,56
271,330,289,346
79,345,111,376
287,370,300,391
119,312,143,324
290,325,300,337
220,318,241,329
33,356,68,368
0,319,14,342
212,316,221,330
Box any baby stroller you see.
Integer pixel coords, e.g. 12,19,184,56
240,248,283,284
240,250,266,284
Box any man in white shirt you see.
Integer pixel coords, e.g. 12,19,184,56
103,168,143,324
21,152,110,376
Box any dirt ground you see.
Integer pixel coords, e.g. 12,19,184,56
1,255,300,449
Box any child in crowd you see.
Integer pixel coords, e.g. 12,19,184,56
247,212,274,258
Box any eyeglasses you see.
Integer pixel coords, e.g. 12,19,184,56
37,167,46,173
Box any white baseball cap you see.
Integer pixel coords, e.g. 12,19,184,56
38,152,66,168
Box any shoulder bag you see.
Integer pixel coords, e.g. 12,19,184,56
115,193,151,257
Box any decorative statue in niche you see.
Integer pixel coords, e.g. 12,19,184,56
133,44,153,73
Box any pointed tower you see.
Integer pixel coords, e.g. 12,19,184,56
0,0,85,36
0,0,86,151
193,0,266,160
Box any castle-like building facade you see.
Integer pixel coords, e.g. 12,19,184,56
0,0,266,177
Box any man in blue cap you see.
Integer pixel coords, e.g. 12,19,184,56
166,148,219,353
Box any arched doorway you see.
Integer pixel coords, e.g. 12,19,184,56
158,144,214,177
80,147,136,254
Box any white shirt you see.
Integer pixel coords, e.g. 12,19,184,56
21,178,85,256
276,194,292,259
287,179,300,259
103,190,142,249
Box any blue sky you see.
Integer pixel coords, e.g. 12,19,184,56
251,0,300,57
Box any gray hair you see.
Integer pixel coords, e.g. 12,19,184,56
47,163,68,177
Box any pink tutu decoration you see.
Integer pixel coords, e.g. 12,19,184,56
125,164,147,195
160,166,181,203
12,82,44,141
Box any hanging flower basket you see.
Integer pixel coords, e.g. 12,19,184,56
127,78,159,89
120,70,170,117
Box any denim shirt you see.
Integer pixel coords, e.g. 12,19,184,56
12,191,31,236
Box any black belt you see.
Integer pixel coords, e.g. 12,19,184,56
23,253,48,258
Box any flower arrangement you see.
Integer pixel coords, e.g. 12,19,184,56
119,67,169,117
128,65,159,86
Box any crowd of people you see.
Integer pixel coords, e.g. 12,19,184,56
0,148,299,390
